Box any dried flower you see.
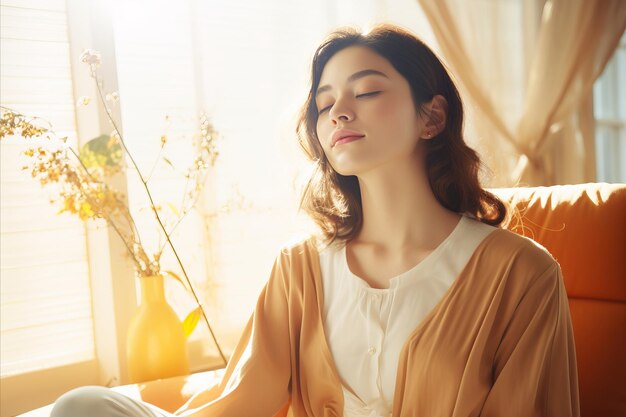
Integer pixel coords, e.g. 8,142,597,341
80,49,101,67
77,96,91,106
105,92,119,103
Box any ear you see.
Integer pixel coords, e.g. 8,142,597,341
420,95,448,140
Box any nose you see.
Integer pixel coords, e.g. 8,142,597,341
329,100,354,124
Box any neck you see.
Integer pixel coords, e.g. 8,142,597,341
353,153,461,252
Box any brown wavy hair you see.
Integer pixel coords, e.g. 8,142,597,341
295,23,507,246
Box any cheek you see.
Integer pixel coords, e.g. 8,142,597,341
386,93,418,123
372,99,420,145
316,119,332,148
315,122,332,159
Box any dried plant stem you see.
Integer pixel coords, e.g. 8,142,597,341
66,146,144,252
70,153,144,273
146,142,165,183
158,170,206,255
94,77,227,365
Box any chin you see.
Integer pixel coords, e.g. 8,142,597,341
328,161,355,177
328,151,396,178
331,163,371,178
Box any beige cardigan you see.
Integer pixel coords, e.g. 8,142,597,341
178,228,580,417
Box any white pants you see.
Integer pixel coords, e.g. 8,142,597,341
50,386,176,417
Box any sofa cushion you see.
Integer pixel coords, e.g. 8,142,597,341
493,183,626,301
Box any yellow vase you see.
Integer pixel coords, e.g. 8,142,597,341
126,274,190,383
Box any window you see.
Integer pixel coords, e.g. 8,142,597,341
593,31,626,183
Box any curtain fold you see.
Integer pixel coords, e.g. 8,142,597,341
417,0,626,186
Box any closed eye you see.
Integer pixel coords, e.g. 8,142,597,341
357,91,381,99
319,105,332,114
318,91,381,114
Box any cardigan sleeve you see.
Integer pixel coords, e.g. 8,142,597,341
175,252,292,417
480,262,580,417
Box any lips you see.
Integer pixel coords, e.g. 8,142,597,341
334,136,364,147
331,129,365,147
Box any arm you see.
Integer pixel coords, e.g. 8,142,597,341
174,253,292,417
480,263,580,417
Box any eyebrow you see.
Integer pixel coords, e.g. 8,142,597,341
316,69,389,97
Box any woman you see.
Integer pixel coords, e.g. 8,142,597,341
51,23,580,417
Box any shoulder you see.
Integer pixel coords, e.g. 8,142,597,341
265,234,325,285
487,227,557,266
266,234,326,298
478,227,561,289
467,228,565,316
275,233,326,260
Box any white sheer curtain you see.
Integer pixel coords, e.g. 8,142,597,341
418,0,626,186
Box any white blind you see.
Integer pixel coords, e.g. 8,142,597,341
0,0,95,377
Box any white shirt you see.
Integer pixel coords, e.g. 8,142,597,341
318,215,496,417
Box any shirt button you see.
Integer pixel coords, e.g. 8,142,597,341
368,346,377,355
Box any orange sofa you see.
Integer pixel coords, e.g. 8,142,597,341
494,183,626,417
19,183,626,417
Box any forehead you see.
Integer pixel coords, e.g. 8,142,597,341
317,46,396,88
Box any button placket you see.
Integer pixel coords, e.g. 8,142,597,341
361,290,387,399
365,295,384,359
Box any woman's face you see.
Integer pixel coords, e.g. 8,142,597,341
315,45,425,176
